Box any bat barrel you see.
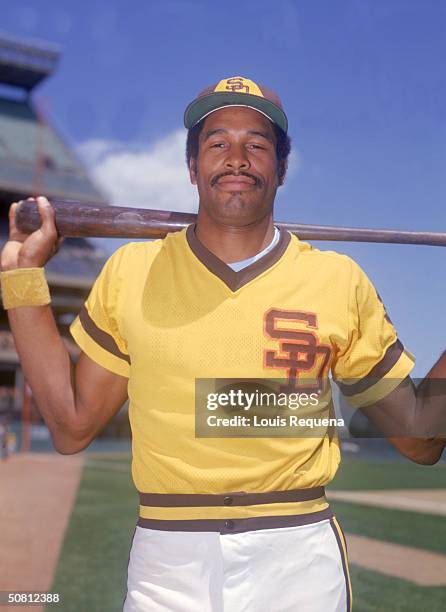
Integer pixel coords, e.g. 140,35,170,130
284,223,446,247
14,199,446,246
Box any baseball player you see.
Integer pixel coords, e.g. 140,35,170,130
1,76,445,612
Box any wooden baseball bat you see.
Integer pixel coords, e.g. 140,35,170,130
14,199,446,246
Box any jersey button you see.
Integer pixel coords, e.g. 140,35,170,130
224,519,234,529
223,496,233,505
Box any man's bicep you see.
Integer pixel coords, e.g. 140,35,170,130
69,246,131,379
73,351,129,439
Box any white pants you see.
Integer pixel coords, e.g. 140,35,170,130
123,518,351,612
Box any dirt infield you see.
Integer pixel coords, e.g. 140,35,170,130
329,488,446,585
328,488,446,516
346,533,446,586
0,453,85,612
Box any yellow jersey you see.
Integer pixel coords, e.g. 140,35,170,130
70,226,414,530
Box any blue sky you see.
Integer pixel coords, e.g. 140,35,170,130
1,0,445,375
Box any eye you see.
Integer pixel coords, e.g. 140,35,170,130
247,143,265,150
210,142,226,149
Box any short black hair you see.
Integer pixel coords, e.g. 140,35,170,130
186,120,291,185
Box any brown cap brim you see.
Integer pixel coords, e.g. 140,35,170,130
184,91,288,133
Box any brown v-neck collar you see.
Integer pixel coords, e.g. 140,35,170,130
185,224,291,291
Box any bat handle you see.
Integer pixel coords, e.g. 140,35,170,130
15,198,118,237
15,199,46,234
14,199,196,239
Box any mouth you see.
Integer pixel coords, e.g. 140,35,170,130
212,173,261,191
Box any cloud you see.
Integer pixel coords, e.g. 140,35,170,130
285,149,301,180
77,129,198,213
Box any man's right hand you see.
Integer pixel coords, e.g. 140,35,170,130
1,196,63,271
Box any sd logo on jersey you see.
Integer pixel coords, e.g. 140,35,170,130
263,309,331,392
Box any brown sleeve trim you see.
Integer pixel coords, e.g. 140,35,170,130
336,339,404,396
79,305,130,364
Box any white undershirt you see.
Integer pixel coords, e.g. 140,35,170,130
227,227,280,272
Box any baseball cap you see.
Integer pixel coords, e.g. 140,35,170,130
184,76,288,133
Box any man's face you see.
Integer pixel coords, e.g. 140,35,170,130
189,107,280,227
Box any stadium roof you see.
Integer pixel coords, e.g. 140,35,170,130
0,97,106,203
0,33,109,370
0,32,59,91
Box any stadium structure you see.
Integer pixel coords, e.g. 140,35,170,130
0,32,108,443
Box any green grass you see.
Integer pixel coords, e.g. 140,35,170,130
328,456,446,551
331,457,446,609
331,500,446,554
349,566,446,612
47,456,136,612
330,455,445,491
48,455,446,611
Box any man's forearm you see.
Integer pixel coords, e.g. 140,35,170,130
413,350,446,459
395,352,445,464
361,352,446,464
8,305,80,446
415,351,446,432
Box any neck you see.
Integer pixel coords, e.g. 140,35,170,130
195,210,275,263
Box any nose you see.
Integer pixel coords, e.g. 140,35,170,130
224,143,250,172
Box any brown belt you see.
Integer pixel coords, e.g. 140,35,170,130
137,487,332,534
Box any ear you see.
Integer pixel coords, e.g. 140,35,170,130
189,158,198,185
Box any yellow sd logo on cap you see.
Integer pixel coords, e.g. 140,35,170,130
214,77,264,97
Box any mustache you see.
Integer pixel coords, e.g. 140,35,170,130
211,171,263,188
